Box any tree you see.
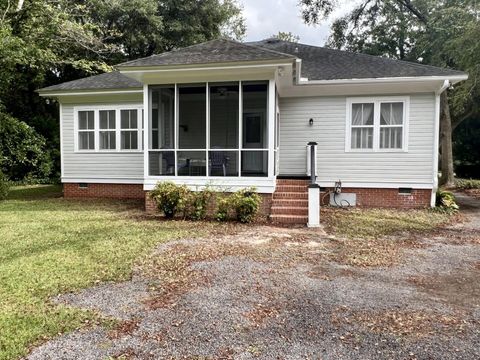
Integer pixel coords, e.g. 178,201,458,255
299,0,480,186
272,31,300,42
0,0,246,181
0,111,53,182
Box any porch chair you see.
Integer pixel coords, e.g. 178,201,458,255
209,148,229,176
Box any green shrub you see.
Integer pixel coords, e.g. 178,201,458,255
0,112,53,182
435,190,459,214
215,196,231,222
150,181,190,218
455,178,480,190
185,188,213,220
230,187,261,223
0,170,9,200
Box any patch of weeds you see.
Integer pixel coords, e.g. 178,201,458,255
246,344,263,357
322,207,451,239
455,178,480,190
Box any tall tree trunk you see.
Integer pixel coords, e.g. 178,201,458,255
439,91,455,187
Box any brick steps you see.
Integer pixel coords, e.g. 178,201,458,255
271,206,308,216
270,214,309,224
271,199,308,207
271,180,309,224
273,192,308,199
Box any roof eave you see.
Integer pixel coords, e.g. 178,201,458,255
117,58,296,72
297,74,468,86
37,88,143,97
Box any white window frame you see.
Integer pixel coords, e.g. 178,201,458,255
76,109,96,151
345,96,409,153
74,105,143,153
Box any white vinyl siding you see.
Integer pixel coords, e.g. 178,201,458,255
61,100,144,181
278,93,435,186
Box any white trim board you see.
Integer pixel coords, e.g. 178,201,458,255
39,89,143,97
315,181,434,189
62,177,144,184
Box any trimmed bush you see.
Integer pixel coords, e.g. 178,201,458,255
435,190,459,214
0,171,9,200
215,196,231,222
150,181,189,218
231,187,261,223
185,187,213,220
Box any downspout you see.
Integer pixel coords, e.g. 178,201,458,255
431,80,450,207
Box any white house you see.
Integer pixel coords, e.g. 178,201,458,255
38,38,467,224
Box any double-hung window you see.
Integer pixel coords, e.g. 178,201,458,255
121,109,139,150
75,106,142,152
99,110,116,150
78,110,95,150
347,97,408,151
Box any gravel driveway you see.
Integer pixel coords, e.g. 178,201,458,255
27,196,480,360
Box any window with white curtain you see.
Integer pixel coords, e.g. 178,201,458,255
347,97,408,151
351,103,374,149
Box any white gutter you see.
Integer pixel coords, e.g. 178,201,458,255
298,75,467,86
431,79,450,207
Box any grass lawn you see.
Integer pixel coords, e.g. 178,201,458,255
0,185,214,360
322,207,451,239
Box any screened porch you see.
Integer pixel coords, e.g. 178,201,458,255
147,80,278,181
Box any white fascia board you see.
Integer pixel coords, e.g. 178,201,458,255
119,62,294,74
38,89,143,97
315,181,434,189
298,74,468,86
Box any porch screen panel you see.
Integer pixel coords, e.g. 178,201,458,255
209,83,239,149
242,82,268,149
151,87,175,150
178,85,206,149
241,82,268,177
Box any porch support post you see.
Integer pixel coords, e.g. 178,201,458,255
307,141,320,227
268,79,275,178
143,84,149,182
308,184,320,227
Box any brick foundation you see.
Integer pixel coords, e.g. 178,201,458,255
320,187,431,209
63,183,145,199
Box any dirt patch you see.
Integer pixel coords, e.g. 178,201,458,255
408,264,480,308
344,308,473,338
107,320,139,340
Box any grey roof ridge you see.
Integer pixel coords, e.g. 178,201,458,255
118,37,296,67
251,39,466,76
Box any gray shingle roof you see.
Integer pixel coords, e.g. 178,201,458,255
249,39,466,80
38,38,466,93
38,71,142,92
117,38,296,68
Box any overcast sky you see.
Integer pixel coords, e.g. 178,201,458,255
239,0,331,46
